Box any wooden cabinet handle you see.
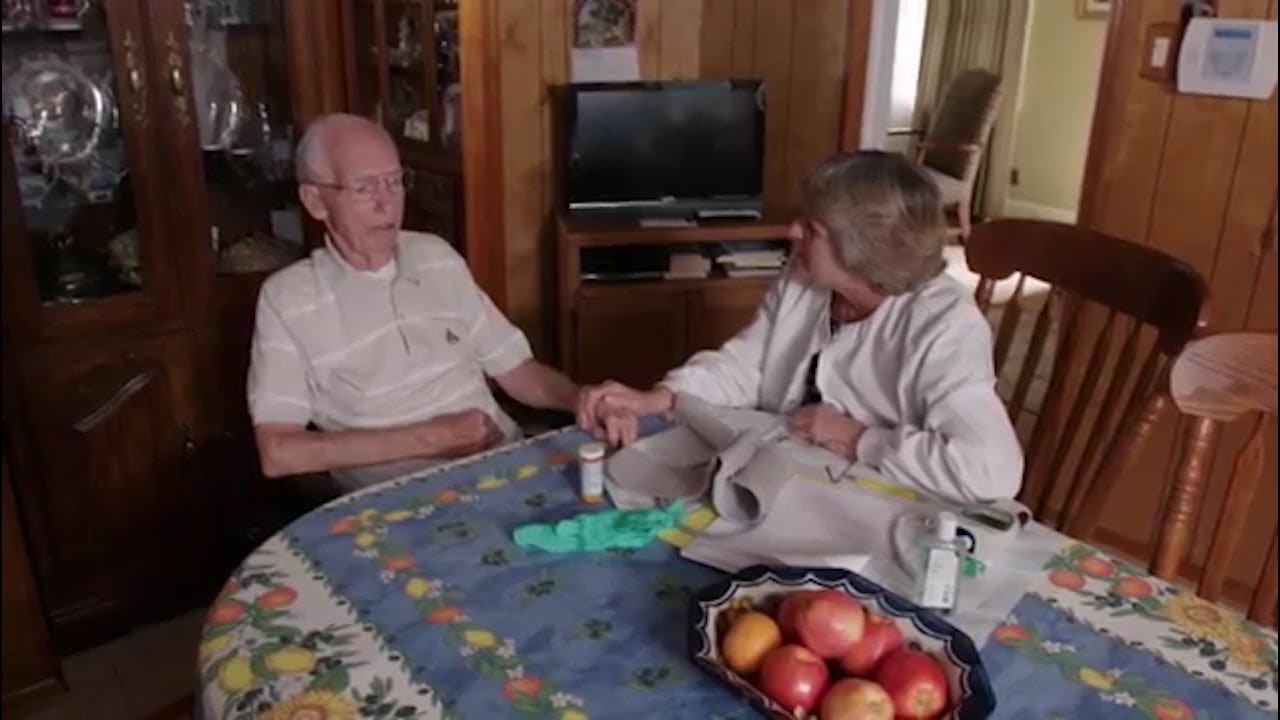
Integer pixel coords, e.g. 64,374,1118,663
169,66,185,96
73,370,155,433
122,31,148,127
163,32,191,128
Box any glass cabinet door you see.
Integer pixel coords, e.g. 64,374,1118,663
181,0,306,278
344,0,461,152
1,0,173,315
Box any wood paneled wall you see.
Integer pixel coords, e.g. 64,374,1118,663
1077,0,1278,607
495,0,852,356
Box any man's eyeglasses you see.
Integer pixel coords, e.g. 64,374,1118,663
307,169,415,203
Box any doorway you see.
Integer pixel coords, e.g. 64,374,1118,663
858,0,1109,227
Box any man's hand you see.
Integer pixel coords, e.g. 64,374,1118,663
787,403,866,459
424,409,504,458
576,380,674,445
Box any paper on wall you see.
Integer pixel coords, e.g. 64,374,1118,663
571,46,640,82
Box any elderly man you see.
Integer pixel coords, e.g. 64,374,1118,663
248,113,579,489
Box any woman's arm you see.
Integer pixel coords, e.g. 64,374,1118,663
856,384,1024,502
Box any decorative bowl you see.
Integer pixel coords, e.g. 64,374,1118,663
688,565,996,719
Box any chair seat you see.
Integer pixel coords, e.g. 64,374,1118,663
922,165,967,205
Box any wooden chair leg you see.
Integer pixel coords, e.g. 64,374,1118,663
1250,530,1278,626
1152,416,1221,580
1198,414,1269,601
959,196,973,240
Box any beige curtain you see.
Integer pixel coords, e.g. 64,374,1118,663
913,0,1015,217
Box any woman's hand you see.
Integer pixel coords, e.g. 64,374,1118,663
575,381,675,447
787,403,867,459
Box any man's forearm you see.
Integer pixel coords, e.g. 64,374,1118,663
256,417,480,478
495,360,579,412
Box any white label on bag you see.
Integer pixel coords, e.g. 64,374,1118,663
920,548,958,609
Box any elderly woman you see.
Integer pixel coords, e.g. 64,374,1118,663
577,151,1023,502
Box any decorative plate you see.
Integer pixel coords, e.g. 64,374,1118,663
688,565,996,720
3,54,110,166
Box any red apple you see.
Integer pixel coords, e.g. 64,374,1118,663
776,591,817,641
793,590,866,659
839,612,905,676
875,649,950,719
757,644,830,715
820,678,895,720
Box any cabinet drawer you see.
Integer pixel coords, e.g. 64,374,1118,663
574,292,687,387
687,282,771,352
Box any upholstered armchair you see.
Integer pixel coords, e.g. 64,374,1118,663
915,69,1003,240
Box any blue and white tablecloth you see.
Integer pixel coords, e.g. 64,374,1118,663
198,428,1278,719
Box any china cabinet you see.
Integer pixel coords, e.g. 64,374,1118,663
0,0,342,652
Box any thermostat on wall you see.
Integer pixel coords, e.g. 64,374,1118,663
1177,18,1278,99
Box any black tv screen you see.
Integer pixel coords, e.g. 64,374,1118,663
564,81,765,215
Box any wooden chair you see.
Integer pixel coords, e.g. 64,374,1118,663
1158,332,1277,624
965,219,1209,534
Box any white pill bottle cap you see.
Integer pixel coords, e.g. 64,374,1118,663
935,511,958,542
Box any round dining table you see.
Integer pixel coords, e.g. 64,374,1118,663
197,427,1278,720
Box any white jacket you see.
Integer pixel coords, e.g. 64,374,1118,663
661,270,1024,502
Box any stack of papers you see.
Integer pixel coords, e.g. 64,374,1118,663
665,251,712,280
715,247,787,278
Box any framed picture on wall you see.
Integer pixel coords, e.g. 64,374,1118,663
574,0,636,49
1077,0,1111,19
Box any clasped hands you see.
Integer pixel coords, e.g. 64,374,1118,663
575,381,867,458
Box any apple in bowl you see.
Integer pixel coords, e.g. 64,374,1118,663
819,678,894,720
839,611,905,676
757,644,830,715
790,590,866,659
876,648,950,719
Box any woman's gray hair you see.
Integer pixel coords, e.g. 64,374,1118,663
803,151,948,295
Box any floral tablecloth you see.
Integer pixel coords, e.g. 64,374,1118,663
198,428,1278,720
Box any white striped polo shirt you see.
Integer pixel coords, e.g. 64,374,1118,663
247,231,532,488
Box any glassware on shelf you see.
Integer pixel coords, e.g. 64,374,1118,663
185,0,304,277
434,10,458,86
441,82,460,148
4,1,144,302
2,0,38,31
44,0,89,31
387,8,421,68
188,30,245,151
42,231,111,302
3,54,111,166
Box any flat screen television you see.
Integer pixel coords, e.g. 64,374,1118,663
563,80,765,221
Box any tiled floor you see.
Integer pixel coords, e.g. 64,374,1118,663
12,609,204,720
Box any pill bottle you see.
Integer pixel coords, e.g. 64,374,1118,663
578,441,606,505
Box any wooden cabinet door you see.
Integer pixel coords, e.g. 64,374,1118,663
687,281,771,353
1,455,63,710
574,291,687,388
12,333,215,649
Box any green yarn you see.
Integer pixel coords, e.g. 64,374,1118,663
513,502,687,553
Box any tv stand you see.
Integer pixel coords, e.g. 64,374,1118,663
556,213,791,387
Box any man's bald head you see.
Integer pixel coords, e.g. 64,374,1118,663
294,113,396,184
294,113,405,265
